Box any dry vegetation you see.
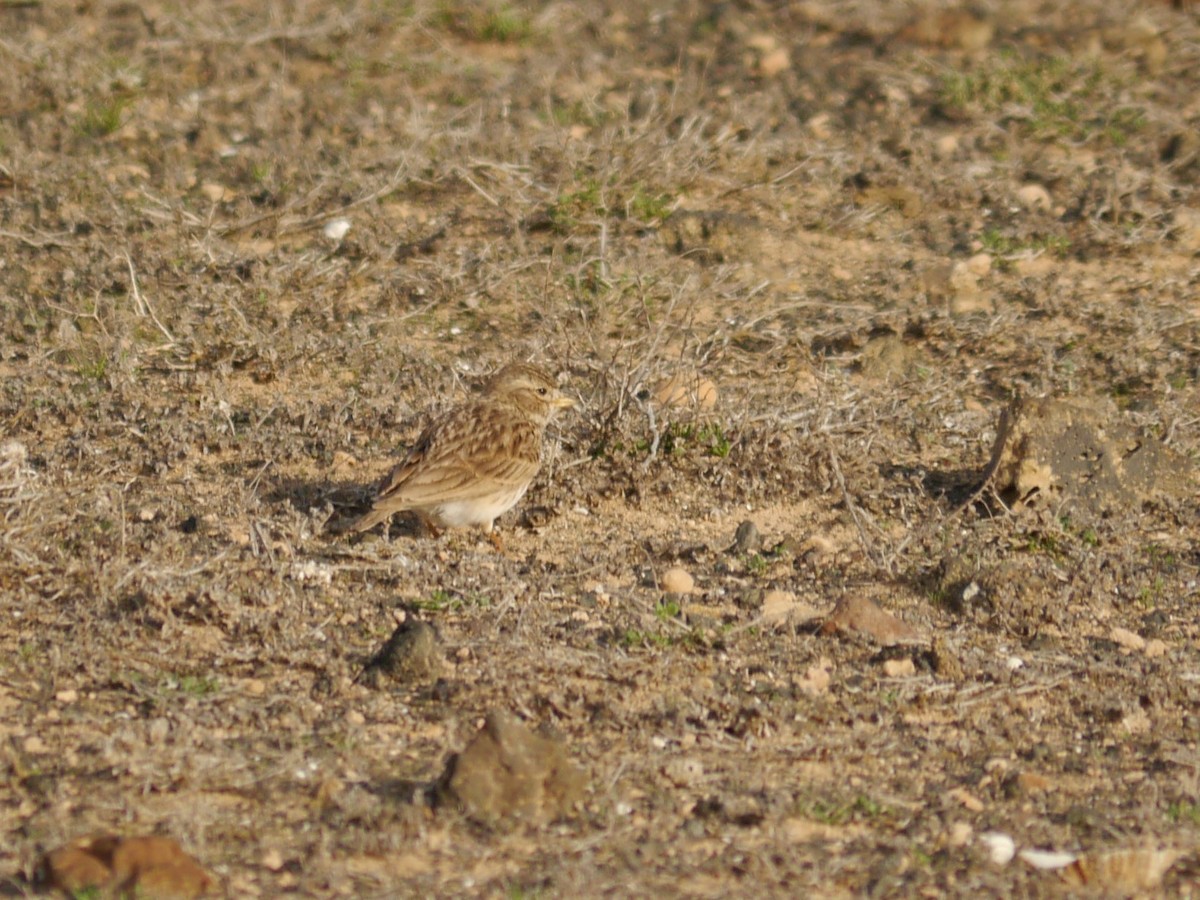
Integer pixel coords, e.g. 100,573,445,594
1,0,1199,896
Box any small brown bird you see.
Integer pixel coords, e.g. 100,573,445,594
346,362,574,537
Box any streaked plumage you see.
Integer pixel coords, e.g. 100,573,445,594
347,363,573,536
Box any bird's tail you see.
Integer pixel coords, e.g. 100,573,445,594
330,505,388,535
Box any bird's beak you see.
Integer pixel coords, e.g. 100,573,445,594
552,395,577,410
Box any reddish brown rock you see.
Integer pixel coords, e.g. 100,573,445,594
820,596,921,645
42,834,213,899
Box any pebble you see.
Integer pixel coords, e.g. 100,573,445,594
731,520,760,554
323,218,352,241
1109,627,1145,652
660,566,695,594
980,831,1016,865
947,822,974,848
653,375,718,411
761,590,797,625
820,595,921,645
1016,183,1052,211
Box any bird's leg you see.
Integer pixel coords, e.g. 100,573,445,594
419,515,443,539
482,519,505,552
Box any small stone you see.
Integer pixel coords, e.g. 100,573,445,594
1019,849,1077,871
1015,770,1053,793
323,218,351,241
262,849,285,872
799,534,835,558
199,182,230,203
980,831,1016,865
858,184,923,218
23,736,47,754
966,252,992,277
1171,207,1200,252
929,636,965,680
660,566,694,595
1144,639,1167,658
808,113,833,141
359,620,443,687
147,718,170,744
653,375,718,411
346,710,365,726
947,787,984,812
935,134,960,157
820,596,921,645
1014,255,1057,277
882,658,916,678
797,663,831,695
761,590,798,626
947,821,974,848
663,757,704,787
758,47,790,77
56,689,78,704
1016,183,1052,211
899,10,994,51
1109,627,1145,652
730,520,760,554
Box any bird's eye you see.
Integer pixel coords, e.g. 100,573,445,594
537,387,548,396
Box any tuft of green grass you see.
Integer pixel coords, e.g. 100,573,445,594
1167,801,1200,825
168,674,220,697
627,185,674,223
938,53,1144,145
655,598,681,620
412,589,490,612
77,95,130,138
980,228,1071,263
620,628,672,649
72,351,110,383
548,175,676,235
549,178,604,233
744,554,769,577
434,3,535,44
413,589,455,611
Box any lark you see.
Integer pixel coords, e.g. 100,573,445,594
346,363,574,538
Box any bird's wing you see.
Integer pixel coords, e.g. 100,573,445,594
374,407,541,509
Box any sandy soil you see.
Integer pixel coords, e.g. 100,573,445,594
1,0,1198,896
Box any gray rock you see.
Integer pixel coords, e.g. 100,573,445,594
437,711,585,827
359,620,443,687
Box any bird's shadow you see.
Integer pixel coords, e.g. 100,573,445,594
263,476,421,537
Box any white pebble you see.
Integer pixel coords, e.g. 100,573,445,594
323,218,352,241
979,832,1016,865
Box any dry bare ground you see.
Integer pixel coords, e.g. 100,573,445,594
1,0,1199,896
